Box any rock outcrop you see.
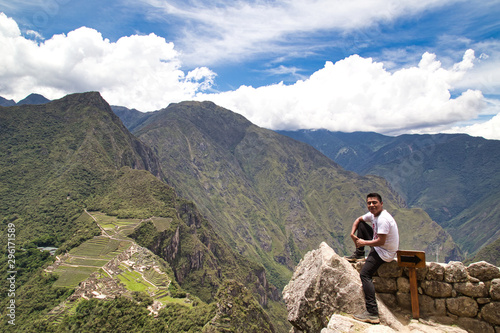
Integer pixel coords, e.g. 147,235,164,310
203,280,276,333
282,243,498,333
283,242,403,332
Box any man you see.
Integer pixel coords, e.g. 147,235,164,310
346,193,399,324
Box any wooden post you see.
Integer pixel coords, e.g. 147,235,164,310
397,250,425,320
408,266,419,319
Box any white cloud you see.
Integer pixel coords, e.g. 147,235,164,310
454,41,500,97
1,12,497,140
0,12,215,110
198,50,487,135
426,97,500,140
144,0,454,66
461,114,500,140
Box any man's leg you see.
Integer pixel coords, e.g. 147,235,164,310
354,220,373,257
346,221,373,261
359,248,385,315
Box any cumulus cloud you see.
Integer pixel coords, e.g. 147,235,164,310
0,12,215,110
0,12,497,140
435,97,500,140
198,50,486,135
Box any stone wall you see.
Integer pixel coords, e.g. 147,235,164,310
354,260,500,333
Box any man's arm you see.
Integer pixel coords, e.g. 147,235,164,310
356,234,387,248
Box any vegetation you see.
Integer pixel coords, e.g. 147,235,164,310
33,297,216,332
131,100,462,283
0,93,286,332
4,92,496,333
203,280,275,333
468,237,500,266
0,271,74,332
277,129,500,260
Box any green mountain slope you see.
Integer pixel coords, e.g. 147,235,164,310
277,130,500,259
131,101,462,282
0,91,162,248
0,93,281,332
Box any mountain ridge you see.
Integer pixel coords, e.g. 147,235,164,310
0,92,283,332
276,129,500,259
129,101,462,286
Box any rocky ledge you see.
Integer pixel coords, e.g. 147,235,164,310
283,242,500,333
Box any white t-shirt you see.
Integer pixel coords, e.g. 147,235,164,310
362,210,399,262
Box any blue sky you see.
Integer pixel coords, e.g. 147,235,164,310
1,0,500,139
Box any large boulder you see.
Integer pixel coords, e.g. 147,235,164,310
322,315,468,333
282,242,403,333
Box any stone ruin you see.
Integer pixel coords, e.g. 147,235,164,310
69,271,127,301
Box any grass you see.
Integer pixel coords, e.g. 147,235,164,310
151,217,173,232
66,257,110,266
53,266,98,288
144,267,170,286
89,211,144,240
116,270,152,293
157,295,192,307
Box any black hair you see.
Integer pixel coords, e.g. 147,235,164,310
366,193,382,203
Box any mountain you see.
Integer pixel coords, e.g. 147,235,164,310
0,93,51,106
16,93,51,105
127,101,461,286
0,91,162,247
0,96,16,106
111,105,157,133
276,129,500,259
0,93,281,332
469,237,500,266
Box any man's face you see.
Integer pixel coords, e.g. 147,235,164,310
367,197,383,216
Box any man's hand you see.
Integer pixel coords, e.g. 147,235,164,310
357,234,387,248
355,238,365,248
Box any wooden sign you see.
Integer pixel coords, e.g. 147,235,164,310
397,250,426,268
397,250,426,319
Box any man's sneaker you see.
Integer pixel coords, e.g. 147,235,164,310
353,311,380,324
345,253,365,262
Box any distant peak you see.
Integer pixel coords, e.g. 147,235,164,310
57,92,109,108
16,93,51,105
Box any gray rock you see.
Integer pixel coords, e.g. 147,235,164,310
446,296,478,317
374,277,398,293
480,302,500,325
490,278,500,300
421,280,453,298
377,261,402,278
467,261,500,281
454,281,489,298
444,262,468,283
397,277,410,293
457,317,495,333
322,315,469,333
426,262,445,281
283,242,403,333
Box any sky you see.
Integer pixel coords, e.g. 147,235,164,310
1,0,500,139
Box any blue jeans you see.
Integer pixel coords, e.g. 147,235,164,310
360,248,385,315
